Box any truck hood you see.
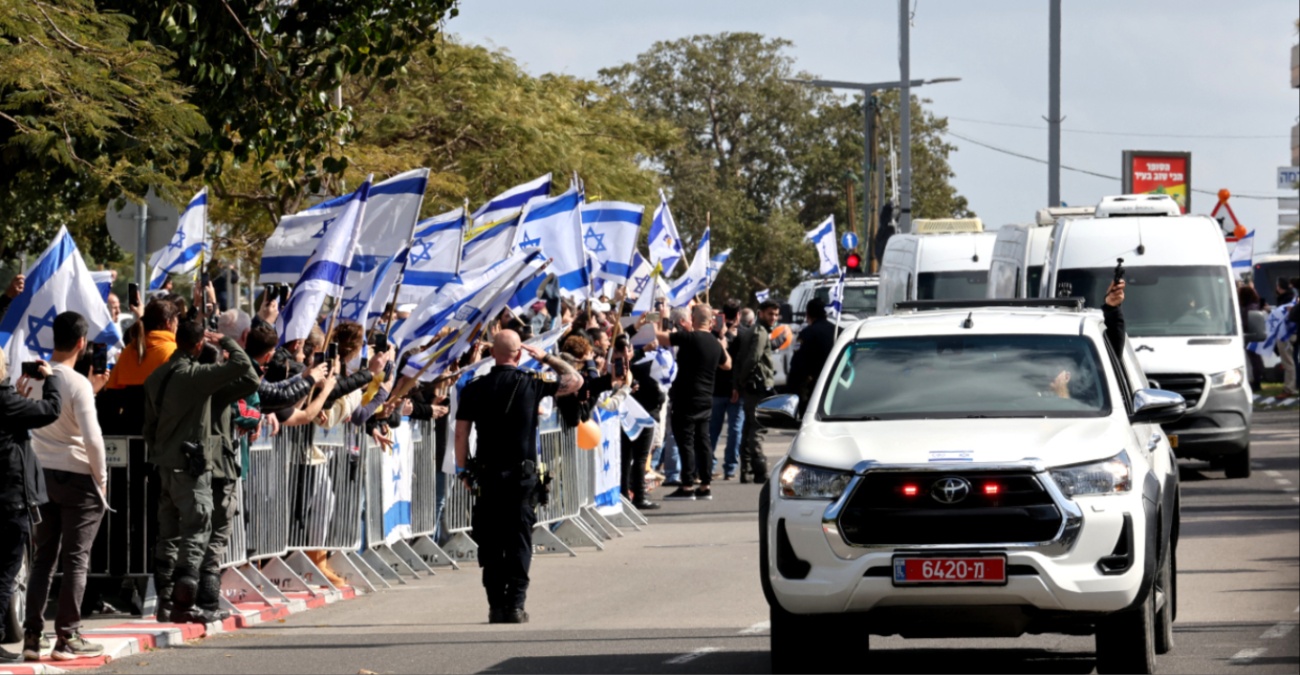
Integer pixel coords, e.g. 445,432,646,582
1127,335,1243,377
790,417,1124,472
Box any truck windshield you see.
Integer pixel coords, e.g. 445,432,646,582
918,271,989,300
1054,265,1235,337
819,335,1110,420
814,284,879,316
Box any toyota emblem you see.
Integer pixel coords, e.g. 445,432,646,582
931,477,971,504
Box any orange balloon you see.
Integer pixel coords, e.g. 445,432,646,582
577,418,602,450
769,324,793,351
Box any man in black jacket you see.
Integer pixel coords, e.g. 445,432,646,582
787,298,836,416
0,354,58,662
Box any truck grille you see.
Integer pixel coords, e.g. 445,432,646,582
1147,373,1205,406
838,471,1062,546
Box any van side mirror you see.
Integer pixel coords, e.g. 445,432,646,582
1244,310,1268,343
1129,388,1186,425
779,303,794,324
755,394,801,429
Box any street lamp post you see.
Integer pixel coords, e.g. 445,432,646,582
785,76,959,269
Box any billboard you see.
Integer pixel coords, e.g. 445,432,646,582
1122,151,1191,214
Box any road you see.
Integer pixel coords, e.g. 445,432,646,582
99,411,1299,674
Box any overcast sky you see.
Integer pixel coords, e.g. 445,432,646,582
448,0,1299,251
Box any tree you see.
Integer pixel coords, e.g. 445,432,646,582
601,32,972,301
0,0,207,260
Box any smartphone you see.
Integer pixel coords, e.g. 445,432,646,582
661,318,672,332
128,282,141,308
200,272,210,287
264,284,276,309
645,311,661,324
372,333,388,353
312,351,326,367
278,284,291,307
91,343,108,375
1113,257,1126,285
326,342,338,364
21,361,45,380
205,304,219,330
612,357,626,379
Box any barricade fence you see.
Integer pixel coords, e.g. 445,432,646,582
80,397,643,608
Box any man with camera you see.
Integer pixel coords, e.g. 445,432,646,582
454,329,582,624
22,312,111,661
143,319,258,624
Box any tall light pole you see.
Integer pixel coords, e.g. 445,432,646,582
1047,0,1062,208
899,0,912,232
786,76,960,267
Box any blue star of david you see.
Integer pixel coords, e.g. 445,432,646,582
518,232,543,250
340,291,367,319
312,217,336,239
633,274,650,296
24,307,58,359
583,226,607,254
167,229,186,252
408,240,435,266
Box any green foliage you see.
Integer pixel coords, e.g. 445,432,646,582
0,0,207,259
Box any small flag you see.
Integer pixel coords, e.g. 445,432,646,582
148,188,209,291
707,248,732,287
648,190,685,276
91,271,115,302
513,187,589,300
1230,230,1254,271
581,200,644,285
805,215,840,277
755,288,770,303
669,227,710,307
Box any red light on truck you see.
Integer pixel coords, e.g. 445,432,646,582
983,483,1000,496
902,484,920,497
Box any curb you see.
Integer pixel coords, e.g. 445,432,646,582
0,587,361,673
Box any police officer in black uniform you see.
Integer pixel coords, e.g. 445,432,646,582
455,329,582,624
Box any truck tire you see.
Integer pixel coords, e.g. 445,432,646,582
1224,444,1251,479
1095,578,1157,674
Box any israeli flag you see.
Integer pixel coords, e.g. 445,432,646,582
276,177,372,344
619,395,656,442
148,188,208,291
471,173,551,228
91,271,114,302
518,326,568,370
338,250,402,325
805,215,840,277
829,271,846,320
460,212,520,275
397,209,465,304
399,251,546,379
626,252,653,300
648,190,685,275
260,169,427,285
635,346,678,393
669,227,710,307
755,288,771,303
1,227,122,382
513,187,589,300
1249,299,1297,357
708,248,732,286
581,201,644,285
1229,230,1254,271
631,261,667,318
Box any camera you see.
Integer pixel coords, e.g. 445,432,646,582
21,361,44,379
1113,258,1126,285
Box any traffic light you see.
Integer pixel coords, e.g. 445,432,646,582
845,249,863,274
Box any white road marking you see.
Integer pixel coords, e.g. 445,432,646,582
1261,622,1298,639
738,621,770,635
1293,497,1300,503
1265,470,1283,477
1283,487,1299,493
1274,478,1292,485
1229,647,1267,665
665,648,720,665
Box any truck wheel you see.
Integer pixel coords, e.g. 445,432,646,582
1155,544,1175,654
3,549,26,642
1224,444,1251,479
1095,580,1157,674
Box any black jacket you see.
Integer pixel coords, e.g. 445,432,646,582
0,374,62,511
630,349,665,416
788,318,836,396
1102,303,1126,356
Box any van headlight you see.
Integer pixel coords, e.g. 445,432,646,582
1209,367,1244,390
779,460,853,500
1049,451,1132,497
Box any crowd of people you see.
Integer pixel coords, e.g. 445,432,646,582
1238,275,1300,396
1,264,838,650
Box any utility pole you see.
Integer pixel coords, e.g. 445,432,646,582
135,202,149,288
898,0,912,233
1047,0,1062,208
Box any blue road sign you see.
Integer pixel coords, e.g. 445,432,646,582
841,232,859,250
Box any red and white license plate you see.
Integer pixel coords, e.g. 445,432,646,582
892,555,1007,585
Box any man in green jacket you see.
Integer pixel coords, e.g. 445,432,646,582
143,320,259,624
732,300,779,484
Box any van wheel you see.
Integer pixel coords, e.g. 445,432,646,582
771,603,866,674
1224,444,1251,479
1155,544,1176,654
1095,580,1157,674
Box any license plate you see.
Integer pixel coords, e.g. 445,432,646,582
892,555,1007,585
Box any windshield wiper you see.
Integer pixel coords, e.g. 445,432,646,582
827,414,883,421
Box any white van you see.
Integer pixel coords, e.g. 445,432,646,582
1041,194,1258,477
877,219,996,314
988,207,1096,299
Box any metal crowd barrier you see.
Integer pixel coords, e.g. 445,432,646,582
217,477,249,569
286,423,365,552
408,419,440,538
242,433,291,562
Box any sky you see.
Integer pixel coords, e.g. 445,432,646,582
447,0,1300,252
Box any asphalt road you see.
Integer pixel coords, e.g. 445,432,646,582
99,411,1299,675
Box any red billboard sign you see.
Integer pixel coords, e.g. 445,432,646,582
1122,151,1192,214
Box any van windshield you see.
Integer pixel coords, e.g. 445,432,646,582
814,284,878,316
819,335,1110,420
918,271,989,300
1054,266,1236,337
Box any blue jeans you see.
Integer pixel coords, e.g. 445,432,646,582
653,422,681,483
709,396,744,477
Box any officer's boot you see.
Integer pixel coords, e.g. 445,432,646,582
170,569,224,625
153,567,174,623
195,572,232,623
751,452,769,485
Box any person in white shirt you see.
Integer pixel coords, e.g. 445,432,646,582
22,311,110,663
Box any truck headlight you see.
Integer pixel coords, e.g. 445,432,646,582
1049,451,1132,497
1209,367,1244,390
779,460,853,500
